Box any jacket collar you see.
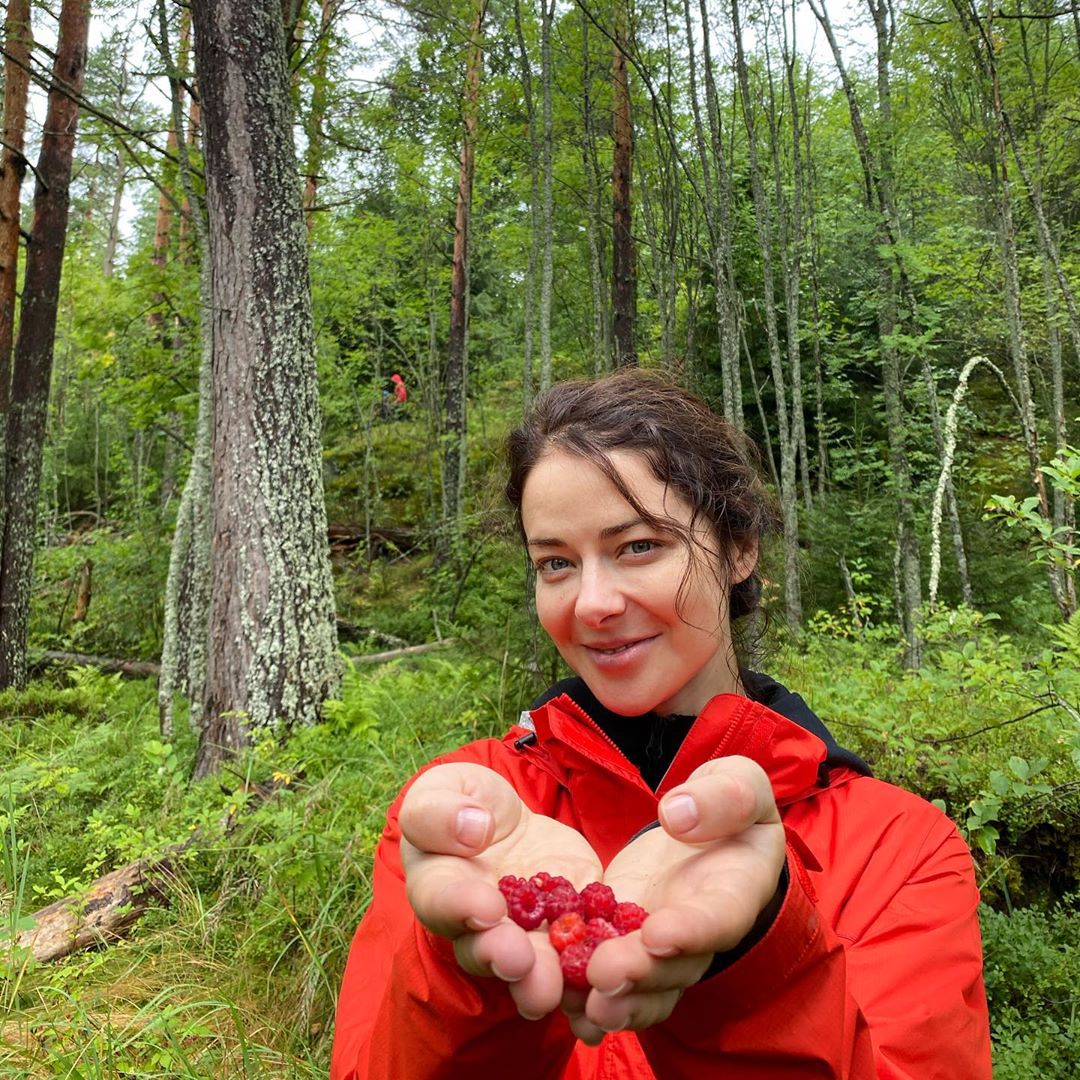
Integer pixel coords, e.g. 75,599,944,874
524,680,865,864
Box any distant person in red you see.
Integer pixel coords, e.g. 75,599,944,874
391,373,408,406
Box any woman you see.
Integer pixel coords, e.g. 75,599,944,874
331,372,991,1079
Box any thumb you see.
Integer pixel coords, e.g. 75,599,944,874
399,762,527,857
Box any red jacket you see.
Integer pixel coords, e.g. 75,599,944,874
331,689,992,1079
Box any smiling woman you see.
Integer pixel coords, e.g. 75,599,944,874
330,371,992,1080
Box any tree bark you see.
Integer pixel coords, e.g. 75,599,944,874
611,0,636,367
732,0,802,630
538,0,556,392
442,0,487,540
190,0,339,776
512,0,539,410
580,7,607,376
0,0,90,690
0,0,33,587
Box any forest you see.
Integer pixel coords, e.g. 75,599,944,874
1,0,1078,1074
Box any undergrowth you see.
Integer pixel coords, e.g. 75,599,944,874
2,607,1078,1076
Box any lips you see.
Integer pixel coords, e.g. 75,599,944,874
581,635,657,655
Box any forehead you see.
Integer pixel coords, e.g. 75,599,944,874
521,448,685,526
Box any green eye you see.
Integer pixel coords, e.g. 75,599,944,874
627,540,656,555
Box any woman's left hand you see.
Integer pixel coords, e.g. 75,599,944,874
562,755,786,1044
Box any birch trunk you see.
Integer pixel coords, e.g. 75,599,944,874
190,0,339,775
580,8,607,376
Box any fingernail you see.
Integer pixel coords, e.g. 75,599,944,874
455,806,490,847
490,962,522,983
519,1008,544,1021
645,943,678,958
663,793,699,833
598,980,631,998
465,915,500,930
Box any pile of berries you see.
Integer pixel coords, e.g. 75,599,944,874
498,873,648,990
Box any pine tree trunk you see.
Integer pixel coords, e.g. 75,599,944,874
190,0,339,776
0,0,89,690
441,0,487,540
611,0,636,368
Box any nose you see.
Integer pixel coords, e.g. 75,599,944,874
573,560,626,627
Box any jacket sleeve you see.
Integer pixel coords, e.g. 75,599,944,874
636,796,992,1079
329,774,577,1080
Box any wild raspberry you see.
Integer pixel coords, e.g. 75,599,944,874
579,881,616,921
505,882,546,930
543,882,581,922
498,875,526,902
530,872,571,893
612,901,648,934
559,939,597,991
585,917,619,944
548,912,588,952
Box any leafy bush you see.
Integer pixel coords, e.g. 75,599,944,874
981,901,1080,1079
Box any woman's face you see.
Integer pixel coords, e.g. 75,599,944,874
521,448,753,717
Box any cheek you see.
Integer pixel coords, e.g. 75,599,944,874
534,586,568,639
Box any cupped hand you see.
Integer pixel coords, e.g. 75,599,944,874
564,756,786,1044
399,761,602,1020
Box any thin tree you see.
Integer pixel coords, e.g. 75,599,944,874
189,0,339,775
0,0,91,689
611,0,637,367
442,0,488,536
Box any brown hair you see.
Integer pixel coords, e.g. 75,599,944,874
505,370,778,620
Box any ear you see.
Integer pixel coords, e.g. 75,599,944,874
730,538,758,586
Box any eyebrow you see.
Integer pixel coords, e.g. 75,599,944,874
526,518,645,548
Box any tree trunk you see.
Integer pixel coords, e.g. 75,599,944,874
731,0,802,631
0,0,33,567
0,0,90,690
611,0,636,367
580,7,607,376
302,0,339,229
190,0,339,776
512,0,539,410
441,0,487,540
538,0,555,392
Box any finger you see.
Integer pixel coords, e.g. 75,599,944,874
642,888,772,958
562,989,607,1046
508,934,565,1020
658,756,780,844
453,920,536,981
586,933,711,995
585,986,684,1034
400,763,526,856
404,868,505,937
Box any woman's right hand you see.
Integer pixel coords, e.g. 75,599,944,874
399,761,603,1020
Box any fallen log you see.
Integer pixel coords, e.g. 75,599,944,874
30,650,162,678
351,639,455,664
9,854,177,964
5,778,288,965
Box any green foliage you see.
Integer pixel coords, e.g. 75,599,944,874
981,901,1080,1079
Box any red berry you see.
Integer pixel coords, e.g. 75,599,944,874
548,912,588,952
498,875,525,901
530,872,571,893
585,917,619,944
505,882,546,930
579,882,616,921
559,939,597,991
612,901,648,934
543,882,581,922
